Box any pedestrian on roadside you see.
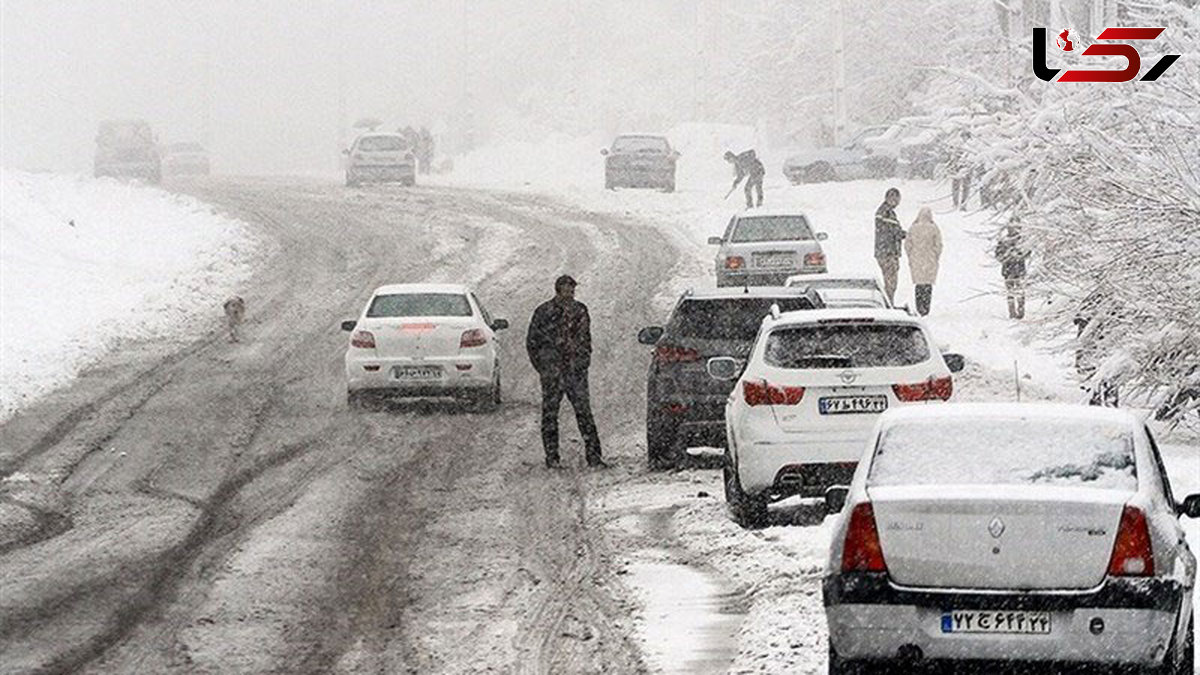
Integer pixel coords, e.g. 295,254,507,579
994,221,1029,319
724,149,765,208
874,187,905,306
904,206,942,316
950,131,973,210
526,275,606,469
416,127,434,175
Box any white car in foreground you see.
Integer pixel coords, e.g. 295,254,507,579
823,404,1198,675
713,308,963,527
342,284,508,409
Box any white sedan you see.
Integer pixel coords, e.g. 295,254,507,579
823,403,1197,674
712,308,963,528
342,283,508,409
784,272,891,309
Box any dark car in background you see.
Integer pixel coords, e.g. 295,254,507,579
161,142,211,176
602,134,678,191
637,287,823,469
94,119,161,183
782,125,895,184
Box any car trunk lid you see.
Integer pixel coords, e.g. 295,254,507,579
361,316,476,358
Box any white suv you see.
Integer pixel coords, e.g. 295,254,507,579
713,308,963,527
342,283,508,409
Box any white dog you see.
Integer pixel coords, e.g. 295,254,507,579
223,296,246,343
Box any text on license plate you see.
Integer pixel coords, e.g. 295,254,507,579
941,611,1051,634
391,366,442,381
819,396,887,415
752,253,794,268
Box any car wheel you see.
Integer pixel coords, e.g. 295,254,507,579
806,161,835,183
724,463,768,528
661,178,675,193
1154,610,1194,674
347,391,370,411
647,415,679,470
827,646,887,675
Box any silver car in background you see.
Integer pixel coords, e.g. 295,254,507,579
784,272,891,309
823,404,1198,674
344,132,416,187
710,210,828,287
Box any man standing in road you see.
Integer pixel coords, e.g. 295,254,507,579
724,149,765,208
874,187,906,306
526,275,606,469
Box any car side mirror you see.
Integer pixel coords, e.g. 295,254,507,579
600,148,609,156
341,320,357,332
816,232,829,241
943,353,965,373
637,326,664,345
706,357,741,381
491,318,510,331
825,486,849,514
1180,494,1200,518
707,236,723,246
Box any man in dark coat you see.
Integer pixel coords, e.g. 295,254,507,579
994,222,1029,319
724,149,765,208
526,275,605,468
874,187,905,306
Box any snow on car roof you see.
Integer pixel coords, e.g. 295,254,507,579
785,272,881,285
373,283,470,295
879,402,1140,427
356,132,407,139
615,132,668,138
734,208,810,219
686,286,819,300
770,307,915,325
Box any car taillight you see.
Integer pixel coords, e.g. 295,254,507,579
743,380,805,406
841,502,888,573
724,256,745,270
892,376,953,402
1107,505,1154,577
654,345,701,364
804,251,826,266
351,330,376,349
460,329,488,348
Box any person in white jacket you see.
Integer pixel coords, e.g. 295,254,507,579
904,206,943,316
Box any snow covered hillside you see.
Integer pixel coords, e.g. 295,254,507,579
0,170,259,421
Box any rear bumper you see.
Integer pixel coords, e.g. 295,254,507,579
348,164,415,182
736,428,870,495
717,267,826,287
345,354,494,394
824,574,1183,665
649,395,729,448
606,167,674,187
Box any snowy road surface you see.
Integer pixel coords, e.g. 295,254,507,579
0,175,1196,674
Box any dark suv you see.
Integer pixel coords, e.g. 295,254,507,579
637,287,823,469
602,134,679,191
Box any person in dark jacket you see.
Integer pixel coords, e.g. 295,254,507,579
526,275,605,469
994,222,1029,319
873,187,905,306
724,149,765,208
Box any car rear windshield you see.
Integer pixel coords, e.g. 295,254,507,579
763,323,929,369
813,288,888,308
612,136,669,153
367,293,472,318
358,136,408,152
869,418,1137,490
671,297,816,341
731,216,814,243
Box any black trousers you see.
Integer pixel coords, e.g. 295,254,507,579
744,176,763,207
914,284,933,316
540,369,601,463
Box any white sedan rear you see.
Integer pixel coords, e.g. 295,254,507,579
824,404,1198,674
342,284,508,409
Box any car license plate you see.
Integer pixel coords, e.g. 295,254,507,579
941,611,1052,635
752,252,795,269
391,366,442,381
818,396,887,415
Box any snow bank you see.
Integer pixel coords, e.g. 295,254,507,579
0,170,259,421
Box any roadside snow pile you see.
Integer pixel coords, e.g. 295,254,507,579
0,170,258,421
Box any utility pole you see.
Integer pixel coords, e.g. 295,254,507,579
832,0,846,145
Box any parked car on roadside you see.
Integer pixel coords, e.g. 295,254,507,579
823,403,1197,675
637,287,824,469
782,126,896,184
602,133,679,191
94,119,161,183
712,308,964,528
710,210,828,287
785,273,891,309
161,142,211,176
342,283,508,410
344,132,416,187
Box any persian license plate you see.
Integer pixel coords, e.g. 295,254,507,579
752,252,795,269
391,366,442,381
940,611,1052,635
818,396,887,415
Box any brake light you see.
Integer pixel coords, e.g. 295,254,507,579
725,256,745,270
351,330,376,349
654,345,701,364
892,376,953,402
1107,505,1154,577
460,329,488,348
804,251,826,266
743,380,805,406
841,502,887,573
